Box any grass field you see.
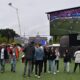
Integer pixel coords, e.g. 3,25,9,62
0,59,80,80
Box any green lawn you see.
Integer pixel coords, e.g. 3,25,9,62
0,59,80,80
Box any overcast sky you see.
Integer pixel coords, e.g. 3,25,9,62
0,0,80,37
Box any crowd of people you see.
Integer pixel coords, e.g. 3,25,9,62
0,43,21,73
0,42,80,79
22,42,80,78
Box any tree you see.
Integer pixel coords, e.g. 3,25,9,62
0,28,19,43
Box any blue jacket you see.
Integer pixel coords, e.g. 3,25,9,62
34,47,44,60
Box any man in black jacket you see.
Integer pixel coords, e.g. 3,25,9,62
23,42,35,77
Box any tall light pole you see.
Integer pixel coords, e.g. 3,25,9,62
8,3,21,36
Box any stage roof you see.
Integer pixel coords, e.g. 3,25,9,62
46,6,80,14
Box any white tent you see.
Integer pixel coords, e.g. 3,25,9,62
48,43,60,47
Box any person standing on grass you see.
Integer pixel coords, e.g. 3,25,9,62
48,47,56,74
47,47,51,73
23,42,35,77
10,44,17,72
73,48,80,72
55,48,60,72
63,49,71,72
0,44,8,73
34,43,44,79
43,45,49,73
50,47,56,74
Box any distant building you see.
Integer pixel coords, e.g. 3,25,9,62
29,34,47,45
14,36,28,44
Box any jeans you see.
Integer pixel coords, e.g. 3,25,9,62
64,62,70,72
48,60,52,72
24,60,32,77
48,60,56,73
51,60,56,73
0,59,5,72
11,57,16,72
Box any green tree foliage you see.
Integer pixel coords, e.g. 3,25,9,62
0,28,19,43
53,35,61,43
49,35,61,44
0,35,7,44
49,38,53,44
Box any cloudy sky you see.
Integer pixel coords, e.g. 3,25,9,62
0,0,80,37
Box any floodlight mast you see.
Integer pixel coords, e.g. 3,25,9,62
8,3,21,36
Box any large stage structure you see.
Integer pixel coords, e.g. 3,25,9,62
46,6,80,46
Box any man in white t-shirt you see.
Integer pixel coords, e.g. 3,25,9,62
74,48,80,72
0,44,5,73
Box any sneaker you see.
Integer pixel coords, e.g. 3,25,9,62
57,70,59,72
53,72,56,75
35,75,37,77
37,76,40,78
48,71,51,73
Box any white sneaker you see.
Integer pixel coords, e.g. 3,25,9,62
57,70,59,72
53,72,56,75
37,76,40,78
48,71,51,73
35,75,37,77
